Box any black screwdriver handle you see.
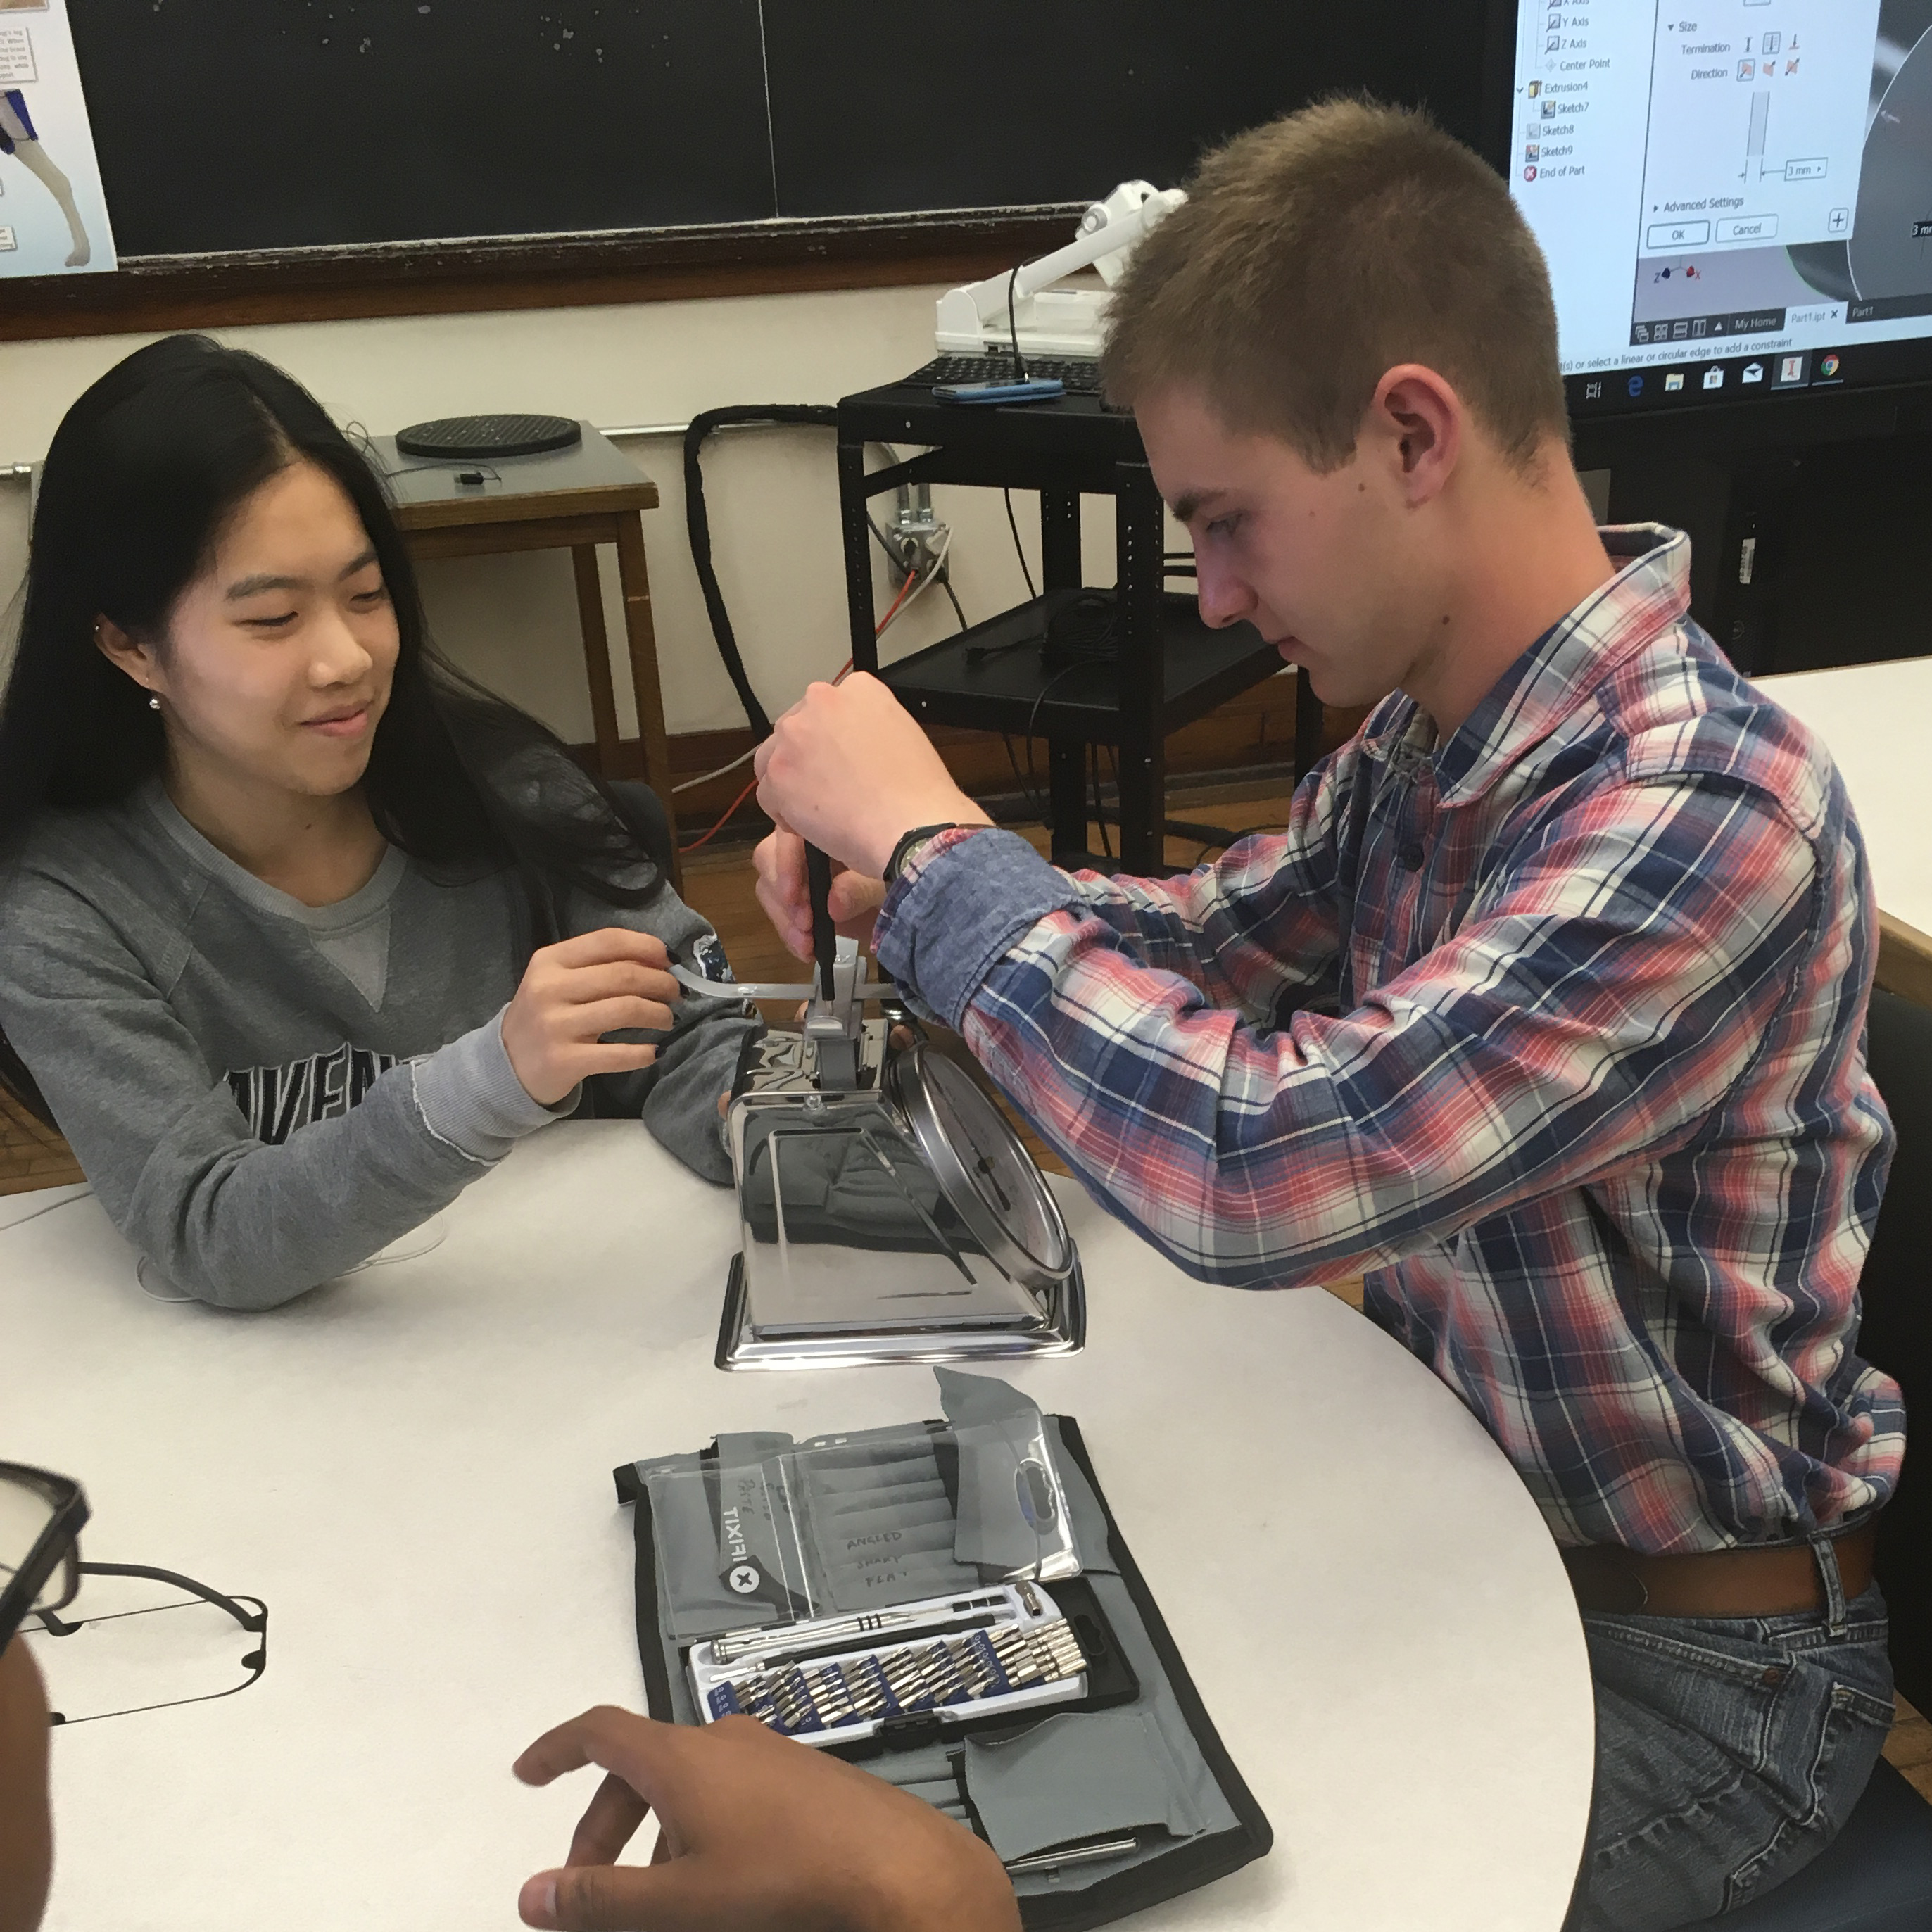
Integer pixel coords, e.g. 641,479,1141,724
805,843,838,1002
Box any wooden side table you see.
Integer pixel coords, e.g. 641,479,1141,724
370,424,680,885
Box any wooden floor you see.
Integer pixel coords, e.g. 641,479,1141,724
4,778,1929,1804
0,1079,84,1195
1890,1700,1932,1805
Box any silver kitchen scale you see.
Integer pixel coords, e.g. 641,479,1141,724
676,852,1084,1371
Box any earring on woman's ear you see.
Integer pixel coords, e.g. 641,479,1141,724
148,696,160,712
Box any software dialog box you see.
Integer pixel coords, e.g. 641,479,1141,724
1512,0,1932,374
1639,1,1880,257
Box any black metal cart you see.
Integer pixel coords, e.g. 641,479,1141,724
836,373,1319,873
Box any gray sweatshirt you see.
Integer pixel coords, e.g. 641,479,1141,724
0,776,757,1309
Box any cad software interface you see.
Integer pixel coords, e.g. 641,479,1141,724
1508,0,1932,405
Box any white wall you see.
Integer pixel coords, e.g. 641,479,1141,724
0,285,1130,745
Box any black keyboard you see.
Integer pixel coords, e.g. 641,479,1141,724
901,354,1107,396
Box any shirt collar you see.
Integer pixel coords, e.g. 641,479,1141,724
1365,524,1690,807
139,776,408,930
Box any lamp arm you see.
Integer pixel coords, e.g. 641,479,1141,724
959,187,1185,324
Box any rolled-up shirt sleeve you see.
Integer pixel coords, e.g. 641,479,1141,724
877,747,1351,1028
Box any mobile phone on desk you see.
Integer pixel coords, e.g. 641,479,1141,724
933,377,1066,405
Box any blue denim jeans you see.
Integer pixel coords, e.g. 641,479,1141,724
1564,1547,1893,1931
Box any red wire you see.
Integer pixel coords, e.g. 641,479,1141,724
678,569,922,853
681,769,762,854
871,570,919,635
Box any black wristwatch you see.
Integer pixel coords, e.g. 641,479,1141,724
885,823,964,885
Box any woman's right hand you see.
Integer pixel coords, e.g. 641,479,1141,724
501,929,680,1106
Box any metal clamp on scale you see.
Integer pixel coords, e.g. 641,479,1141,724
676,847,1085,1370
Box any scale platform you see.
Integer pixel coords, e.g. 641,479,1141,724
714,1009,1086,1372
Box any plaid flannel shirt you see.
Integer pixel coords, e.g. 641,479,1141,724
875,526,1905,1554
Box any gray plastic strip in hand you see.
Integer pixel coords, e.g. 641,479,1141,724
671,963,895,1003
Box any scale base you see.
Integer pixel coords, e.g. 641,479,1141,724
714,1252,1087,1372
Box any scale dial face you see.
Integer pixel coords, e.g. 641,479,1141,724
890,1046,1073,1293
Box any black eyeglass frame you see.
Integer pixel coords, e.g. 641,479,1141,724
32,1562,269,1725
0,1460,91,1652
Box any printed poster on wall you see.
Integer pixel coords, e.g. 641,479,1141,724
0,0,113,276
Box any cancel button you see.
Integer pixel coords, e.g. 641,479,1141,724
1718,214,1779,243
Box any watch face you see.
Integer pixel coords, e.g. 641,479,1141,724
891,825,954,881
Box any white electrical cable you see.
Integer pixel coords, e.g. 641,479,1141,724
0,1185,92,1235
671,745,757,795
669,524,952,795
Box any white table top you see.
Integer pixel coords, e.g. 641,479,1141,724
4,1124,1593,1932
1757,655,1932,942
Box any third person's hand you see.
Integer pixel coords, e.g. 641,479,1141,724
513,1705,1019,1932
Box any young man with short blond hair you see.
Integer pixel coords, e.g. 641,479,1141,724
750,99,1906,1931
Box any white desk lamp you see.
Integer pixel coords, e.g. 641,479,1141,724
933,179,1187,360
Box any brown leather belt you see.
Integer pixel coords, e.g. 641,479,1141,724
1563,1526,1876,1618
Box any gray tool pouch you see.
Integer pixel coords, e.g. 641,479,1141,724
613,1374,1271,1929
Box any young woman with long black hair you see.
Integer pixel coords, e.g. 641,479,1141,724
0,335,758,1308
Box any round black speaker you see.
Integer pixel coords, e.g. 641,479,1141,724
393,413,583,460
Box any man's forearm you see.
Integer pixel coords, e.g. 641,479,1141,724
893,781,1819,1294
874,829,1082,1029
876,826,1343,1030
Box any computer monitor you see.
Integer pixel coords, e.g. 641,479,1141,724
1501,1,1932,428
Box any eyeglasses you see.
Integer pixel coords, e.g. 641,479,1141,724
0,1459,89,1651
3,1460,268,1724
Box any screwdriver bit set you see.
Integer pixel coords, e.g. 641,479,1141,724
687,1581,1090,1748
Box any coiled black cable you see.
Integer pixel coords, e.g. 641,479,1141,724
683,405,839,738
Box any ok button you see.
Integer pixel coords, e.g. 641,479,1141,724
1646,220,1711,250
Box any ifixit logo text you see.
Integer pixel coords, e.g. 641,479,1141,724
721,1505,761,1594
